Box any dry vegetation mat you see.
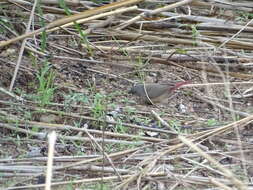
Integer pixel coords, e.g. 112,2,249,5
0,0,253,189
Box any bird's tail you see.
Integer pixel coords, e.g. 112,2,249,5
170,81,191,92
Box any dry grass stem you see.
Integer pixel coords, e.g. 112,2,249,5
1,0,253,189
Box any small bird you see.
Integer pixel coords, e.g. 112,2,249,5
129,81,189,104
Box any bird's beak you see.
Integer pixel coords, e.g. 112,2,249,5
128,88,133,94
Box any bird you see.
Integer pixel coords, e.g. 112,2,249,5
129,81,190,104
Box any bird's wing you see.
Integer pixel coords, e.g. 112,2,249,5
146,84,168,98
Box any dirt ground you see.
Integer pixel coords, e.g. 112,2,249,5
1,0,253,189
